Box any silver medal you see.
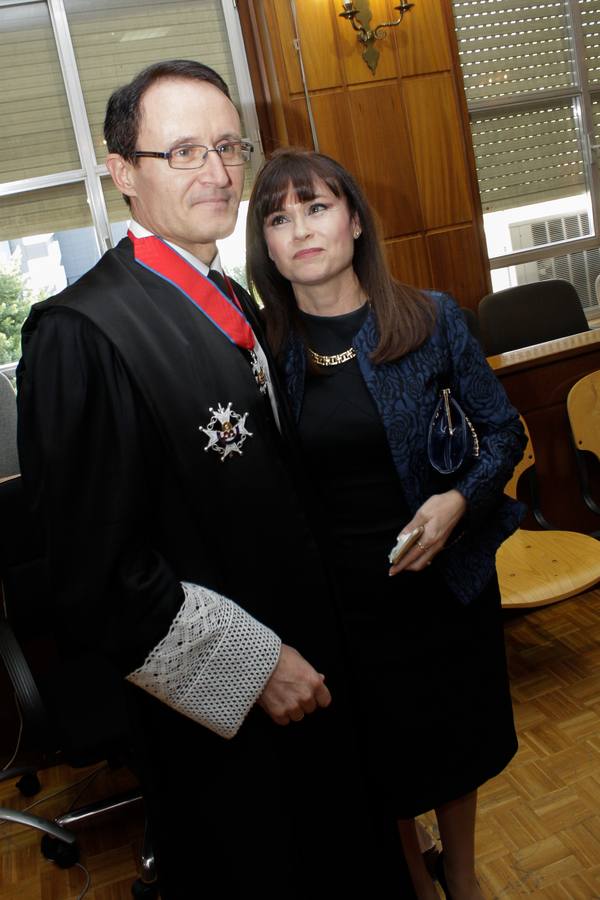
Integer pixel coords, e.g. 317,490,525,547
200,402,253,461
250,349,268,394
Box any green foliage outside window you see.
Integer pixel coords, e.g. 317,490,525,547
0,255,45,365
228,265,248,291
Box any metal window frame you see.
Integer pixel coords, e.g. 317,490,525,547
1,0,264,251
220,0,265,175
0,0,108,254
48,0,111,254
0,170,86,197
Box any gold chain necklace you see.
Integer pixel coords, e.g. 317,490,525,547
307,346,356,367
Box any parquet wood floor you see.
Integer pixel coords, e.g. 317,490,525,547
422,586,600,898
2,587,600,898
0,765,144,899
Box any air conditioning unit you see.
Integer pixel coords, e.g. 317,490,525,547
509,212,600,313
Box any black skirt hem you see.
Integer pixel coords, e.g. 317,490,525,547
394,737,518,820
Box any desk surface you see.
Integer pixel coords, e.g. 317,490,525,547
487,328,600,532
487,328,600,374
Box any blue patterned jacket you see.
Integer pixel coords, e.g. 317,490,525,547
283,292,527,605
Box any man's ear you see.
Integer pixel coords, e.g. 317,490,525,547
106,154,138,200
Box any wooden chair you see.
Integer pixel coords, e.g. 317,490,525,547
566,369,600,519
496,417,600,608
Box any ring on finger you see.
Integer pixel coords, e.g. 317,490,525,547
416,540,427,551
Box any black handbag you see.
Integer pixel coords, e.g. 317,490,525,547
427,387,480,475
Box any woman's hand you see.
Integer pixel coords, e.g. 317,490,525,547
389,490,467,574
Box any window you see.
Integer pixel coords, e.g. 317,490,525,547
0,0,263,367
452,0,600,320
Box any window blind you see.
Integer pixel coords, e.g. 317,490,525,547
0,2,80,182
471,102,586,211
1,1,254,242
591,94,600,148
579,0,600,84
452,1,574,102
64,0,242,162
0,182,93,244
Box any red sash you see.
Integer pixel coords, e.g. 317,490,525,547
128,230,255,350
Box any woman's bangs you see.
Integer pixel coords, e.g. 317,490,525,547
259,157,342,220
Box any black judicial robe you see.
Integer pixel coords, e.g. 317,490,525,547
17,238,412,898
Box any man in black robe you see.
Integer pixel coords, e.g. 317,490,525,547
17,61,410,898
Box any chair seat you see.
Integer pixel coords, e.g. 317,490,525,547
497,529,600,608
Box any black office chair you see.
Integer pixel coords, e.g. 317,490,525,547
478,279,590,356
460,306,485,350
0,476,157,897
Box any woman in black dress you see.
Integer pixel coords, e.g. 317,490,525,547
246,150,525,900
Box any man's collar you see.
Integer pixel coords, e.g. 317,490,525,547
127,220,222,277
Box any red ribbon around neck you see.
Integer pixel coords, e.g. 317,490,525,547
128,230,254,350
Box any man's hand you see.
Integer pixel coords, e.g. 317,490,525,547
257,644,332,726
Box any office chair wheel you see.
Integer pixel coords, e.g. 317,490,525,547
131,878,159,898
16,773,41,797
40,834,80,868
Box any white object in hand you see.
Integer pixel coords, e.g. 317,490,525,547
388,525,425,565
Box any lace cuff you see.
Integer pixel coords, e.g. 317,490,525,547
126,582,281,739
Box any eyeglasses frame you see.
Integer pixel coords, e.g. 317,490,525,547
132,140,254,170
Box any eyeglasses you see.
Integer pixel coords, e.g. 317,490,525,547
132,140,254,170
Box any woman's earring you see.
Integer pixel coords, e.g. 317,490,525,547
354,229,361,239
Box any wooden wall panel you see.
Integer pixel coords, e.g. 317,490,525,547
308,92,360,174
399,0,452,76
403,73,472,229
335,0,399,85
385,235,433,289
273,0,342,94
241,0,491,309
349,83,422,236
269,1,302,96
427,225,490,306
286,97,316,150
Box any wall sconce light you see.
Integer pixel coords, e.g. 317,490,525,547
339,1,414,74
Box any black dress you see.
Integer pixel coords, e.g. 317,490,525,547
298,306,517,818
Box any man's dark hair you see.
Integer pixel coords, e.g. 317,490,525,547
104,59,231,159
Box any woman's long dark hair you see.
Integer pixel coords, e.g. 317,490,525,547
246,149,436,363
